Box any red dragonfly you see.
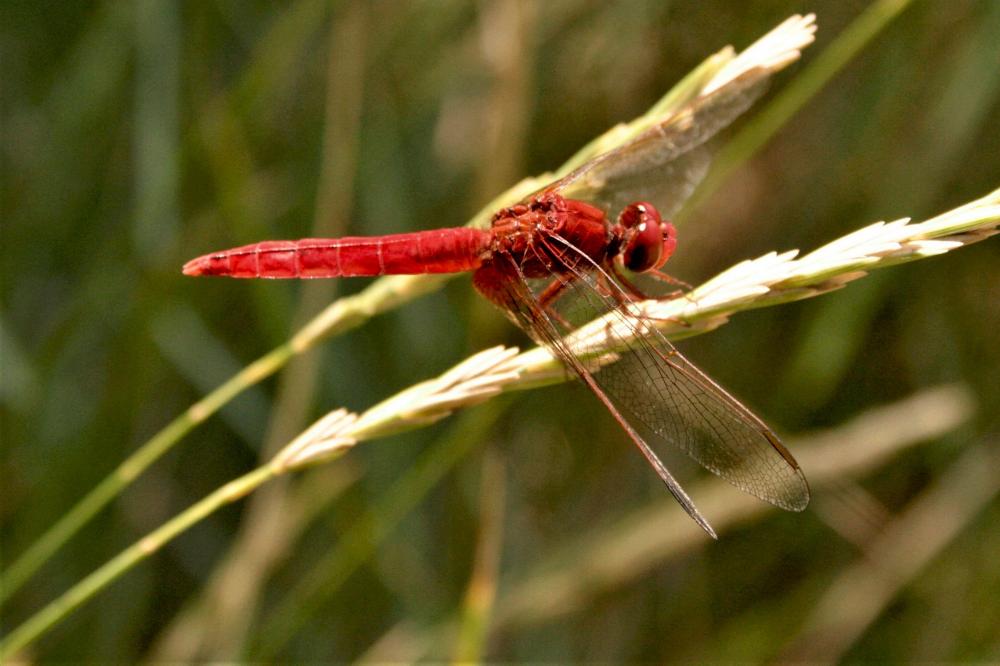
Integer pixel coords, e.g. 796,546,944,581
184,70,809,537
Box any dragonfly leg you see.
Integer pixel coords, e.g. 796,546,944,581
607,261,687,301
537,276,577,330
650,269,701,312
604,261,678,300
527,234,587,330
537,277,568,307
649,269,693,291
608,262,691,328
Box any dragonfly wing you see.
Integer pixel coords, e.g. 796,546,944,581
577,145,711,223
551,68,771,217
585,319,810,511
487,252,719,536
502,231,810,514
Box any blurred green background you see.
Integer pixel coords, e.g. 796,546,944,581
3,0,999,662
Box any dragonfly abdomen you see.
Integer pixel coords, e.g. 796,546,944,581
182,228,492,278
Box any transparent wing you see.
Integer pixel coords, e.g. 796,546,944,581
486,252,719,536
547,68,771,217
492,231,809,521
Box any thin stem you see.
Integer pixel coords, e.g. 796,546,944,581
780,442,1000,663
0,344,294,604
0,465,279,660
451,450,506,665
252,402,507,659
689,0,915,213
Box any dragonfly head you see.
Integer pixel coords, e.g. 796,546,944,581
618,202,676,273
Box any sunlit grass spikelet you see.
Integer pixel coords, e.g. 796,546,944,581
705,14,818,93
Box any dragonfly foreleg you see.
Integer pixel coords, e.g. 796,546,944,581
607,262,692,328
648,269,693,291
608,261,688,301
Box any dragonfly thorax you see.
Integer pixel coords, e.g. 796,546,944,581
488,193,612,278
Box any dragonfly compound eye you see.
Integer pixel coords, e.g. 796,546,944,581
620,202,665,272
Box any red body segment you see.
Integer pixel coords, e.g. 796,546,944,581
484,195,611,280
183,193,675,317
183,228,492,278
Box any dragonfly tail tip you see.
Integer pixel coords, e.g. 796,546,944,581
182,256,210,276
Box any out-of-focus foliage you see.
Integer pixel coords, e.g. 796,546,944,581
2,1,998,662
